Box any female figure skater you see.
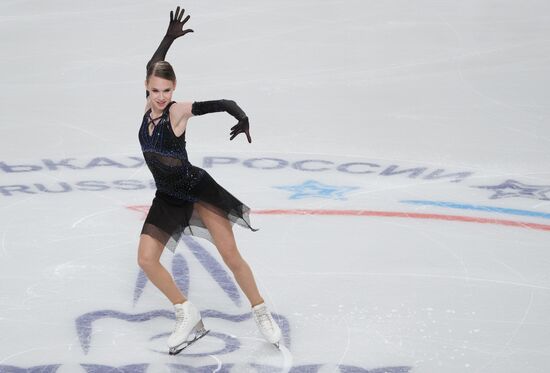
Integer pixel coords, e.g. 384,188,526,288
137,6,281,355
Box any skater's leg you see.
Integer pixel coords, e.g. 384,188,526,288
138,233,187,305
195,203,282,347
138,234,206,354
195,203,264,307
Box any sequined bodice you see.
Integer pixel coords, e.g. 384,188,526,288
139,101,189,158
138,101,205,201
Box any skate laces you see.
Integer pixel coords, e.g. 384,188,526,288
254,306,274,331
174,307,189,330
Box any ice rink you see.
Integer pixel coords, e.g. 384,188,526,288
1,1,550,372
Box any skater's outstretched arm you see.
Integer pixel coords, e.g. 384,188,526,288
191,100,252,143
146,6,193,97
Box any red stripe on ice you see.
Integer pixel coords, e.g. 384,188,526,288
127,205,550,231
252,209,550,231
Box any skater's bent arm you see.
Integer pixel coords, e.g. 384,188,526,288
190,100,252,143
170,100,252,143
191,100,247,121
168,101,194,134
171,101,194,120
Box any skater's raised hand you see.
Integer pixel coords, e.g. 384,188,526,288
230,117,252,143
145,6,193,81
166,6,194,39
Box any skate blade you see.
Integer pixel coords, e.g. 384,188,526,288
168,321,210,356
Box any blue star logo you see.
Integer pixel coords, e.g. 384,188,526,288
475,179,550,201
274,180,359,200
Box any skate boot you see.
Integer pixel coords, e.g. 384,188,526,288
252,302,282,348
167,301,209,355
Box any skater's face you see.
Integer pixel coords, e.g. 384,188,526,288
145,76,176,111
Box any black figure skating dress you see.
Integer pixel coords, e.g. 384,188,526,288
138,101,256,252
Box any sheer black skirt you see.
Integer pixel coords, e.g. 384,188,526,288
141,171,257,252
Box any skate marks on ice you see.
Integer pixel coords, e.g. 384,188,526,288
2,151,549,371
0,363,411,372
75,236,291,357
74,309,251,357
62,235,407,372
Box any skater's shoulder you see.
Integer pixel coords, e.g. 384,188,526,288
169,101,194,118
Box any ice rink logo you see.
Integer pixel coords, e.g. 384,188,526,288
274,180,359,200
75,235,291,357
475,179,550,201
0,155,474,198
0,364,411,372
0,233,411,372
4,154,549,203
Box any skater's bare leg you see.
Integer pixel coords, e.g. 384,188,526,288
138,233,187,305
138,234,206,355
195,203,264,307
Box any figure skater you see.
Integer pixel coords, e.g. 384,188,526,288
137,6,281,355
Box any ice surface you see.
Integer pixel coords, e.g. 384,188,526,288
1,1,549,372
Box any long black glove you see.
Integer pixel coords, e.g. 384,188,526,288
192,100,252,143
146,6,193,97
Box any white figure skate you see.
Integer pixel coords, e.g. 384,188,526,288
167,301,209,355
252,302,282,348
